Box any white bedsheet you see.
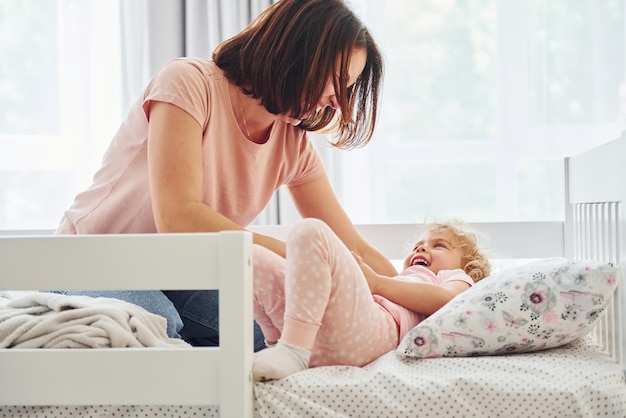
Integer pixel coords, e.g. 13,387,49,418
254,337,626,418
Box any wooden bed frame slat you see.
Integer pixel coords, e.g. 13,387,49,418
1,348,220,405
252,221,565,261
0,233,222,291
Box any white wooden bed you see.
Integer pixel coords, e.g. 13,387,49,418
0,133,625,417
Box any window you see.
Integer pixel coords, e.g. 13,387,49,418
322,0,625,224
0,0,122,229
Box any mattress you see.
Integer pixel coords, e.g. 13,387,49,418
254,336,626,418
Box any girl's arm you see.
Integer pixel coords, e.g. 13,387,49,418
147,101,287,256
353,253,470,315
288,175,398,277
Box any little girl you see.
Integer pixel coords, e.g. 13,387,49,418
252,217,491,381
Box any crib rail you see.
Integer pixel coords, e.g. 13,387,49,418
564,134,626,373
568,202,624,368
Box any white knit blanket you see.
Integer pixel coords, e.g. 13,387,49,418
0,291,189,348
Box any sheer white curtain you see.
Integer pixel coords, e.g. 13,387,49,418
324,0,626,224
0,0,122,230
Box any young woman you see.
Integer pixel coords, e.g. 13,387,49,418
54,0,392,351
252,218,491,381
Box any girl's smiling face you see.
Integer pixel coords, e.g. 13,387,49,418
403,230,465,274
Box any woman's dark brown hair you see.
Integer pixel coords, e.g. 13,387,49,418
213,0,384,149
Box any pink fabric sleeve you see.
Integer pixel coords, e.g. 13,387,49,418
141,58,211,128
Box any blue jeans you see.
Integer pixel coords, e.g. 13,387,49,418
53,290,266,351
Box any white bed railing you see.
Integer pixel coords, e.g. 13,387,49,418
565,134,626,371
252,221,565,261
569,202,624,367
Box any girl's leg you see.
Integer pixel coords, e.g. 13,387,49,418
253,218,397,381
252,244,287,345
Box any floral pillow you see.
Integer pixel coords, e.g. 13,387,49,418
397,258,620,358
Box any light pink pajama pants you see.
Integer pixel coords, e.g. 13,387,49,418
253,218,398,368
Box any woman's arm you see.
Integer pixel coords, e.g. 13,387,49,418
352,253,470,315
288,174,398,276
147,101,287,256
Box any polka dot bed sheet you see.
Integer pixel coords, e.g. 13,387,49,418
254,336,626,418
0,337,624,417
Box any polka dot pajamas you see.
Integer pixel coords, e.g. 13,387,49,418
253,218,398,368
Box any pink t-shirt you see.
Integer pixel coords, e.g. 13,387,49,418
373,266,474,340
58,58,326,234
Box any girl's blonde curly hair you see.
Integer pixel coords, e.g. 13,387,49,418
423,219,492,282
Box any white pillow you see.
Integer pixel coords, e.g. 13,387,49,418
397,258,620,358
